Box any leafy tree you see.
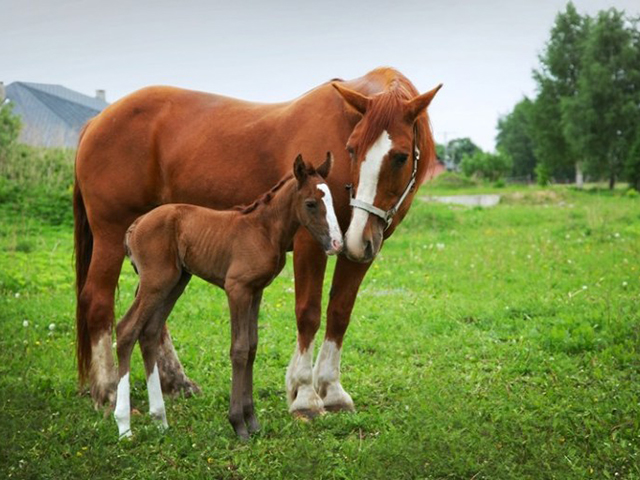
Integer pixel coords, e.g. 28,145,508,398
460,151,512,182
532,2,589,185
496,97,536,179
562,9,640,189
625,128,640,191
447,138,480,167
435,143,445,160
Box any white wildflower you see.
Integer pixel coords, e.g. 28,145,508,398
22,320,29,328
48,323,56,331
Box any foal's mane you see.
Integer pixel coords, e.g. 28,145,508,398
233,174,294,214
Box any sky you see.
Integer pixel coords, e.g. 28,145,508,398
2,0,639,151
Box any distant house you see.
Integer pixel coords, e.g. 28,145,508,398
1,81,109,149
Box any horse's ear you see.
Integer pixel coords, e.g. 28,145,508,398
332,83,369,116
406,83,443,121
293,154,308,184
316,152,333,179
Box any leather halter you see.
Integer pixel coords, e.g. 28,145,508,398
346,126,420,230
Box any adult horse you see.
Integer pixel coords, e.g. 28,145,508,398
74,67,441,416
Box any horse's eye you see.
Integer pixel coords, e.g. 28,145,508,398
305,200,318,210
346,146,355,160
393,153,409,166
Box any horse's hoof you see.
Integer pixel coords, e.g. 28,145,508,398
323,401,355,413
163,377,202,398
292,407,326,421
90,383,116,410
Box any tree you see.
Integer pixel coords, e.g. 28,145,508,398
447,137,480,168
496,97,536,180
460,151,512,182
562,9,640,189
626,129,640,191
532,2,589,185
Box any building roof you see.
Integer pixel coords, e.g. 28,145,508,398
5,82,109,148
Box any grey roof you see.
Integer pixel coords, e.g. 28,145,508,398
5,82,109,148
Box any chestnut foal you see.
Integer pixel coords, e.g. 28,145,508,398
113,153,342,440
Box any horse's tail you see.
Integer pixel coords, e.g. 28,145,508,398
74,123,93,385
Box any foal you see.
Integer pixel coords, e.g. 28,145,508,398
113,153,343,440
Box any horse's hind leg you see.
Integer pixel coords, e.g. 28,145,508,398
77,236,125,408
156,326,201,397
139,272,192,429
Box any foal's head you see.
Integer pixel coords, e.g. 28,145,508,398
333,81,442,263
293,153,343,256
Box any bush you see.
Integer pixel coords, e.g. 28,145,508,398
0,105,75,226
535,163,552,186
460,151,512,181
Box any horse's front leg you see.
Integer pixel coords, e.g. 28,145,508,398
286,231,328,418
226,283,254,440
313,255,371,412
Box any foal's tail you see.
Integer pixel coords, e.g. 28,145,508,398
74,125,93,385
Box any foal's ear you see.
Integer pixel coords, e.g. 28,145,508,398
332,83,369,116
316,152,333,179
293,154,308,184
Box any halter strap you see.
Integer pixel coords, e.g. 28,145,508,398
347,125,420,230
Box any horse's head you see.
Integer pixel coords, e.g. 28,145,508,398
293,152,343,256
333,81,442,263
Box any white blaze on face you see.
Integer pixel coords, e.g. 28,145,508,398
316,183,343,253
345,132,392,258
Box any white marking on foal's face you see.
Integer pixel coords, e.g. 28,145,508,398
345,132,392,258
317,183,343,254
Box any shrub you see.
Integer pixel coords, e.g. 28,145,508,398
460,151,512,181
535,163,552,186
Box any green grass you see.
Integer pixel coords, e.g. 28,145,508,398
1,184,639,479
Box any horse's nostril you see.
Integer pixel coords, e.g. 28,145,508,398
364,240,373,258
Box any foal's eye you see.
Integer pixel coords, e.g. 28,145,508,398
305,200,318,210
393,153,409,166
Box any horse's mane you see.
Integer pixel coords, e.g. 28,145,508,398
348,68,437,182
233,174,294,214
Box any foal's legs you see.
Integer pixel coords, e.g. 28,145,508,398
313,256,371,412
113,295,148,439
286,231,328,417
138,272,192,429
242,290,262,434
226,283,254,440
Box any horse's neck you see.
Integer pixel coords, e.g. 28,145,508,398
252,180,300,251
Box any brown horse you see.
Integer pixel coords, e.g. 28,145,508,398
74,67,441,417
113,154,341,440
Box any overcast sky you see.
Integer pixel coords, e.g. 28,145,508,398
2,0,638,151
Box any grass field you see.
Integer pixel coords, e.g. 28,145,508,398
1,181,639,479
